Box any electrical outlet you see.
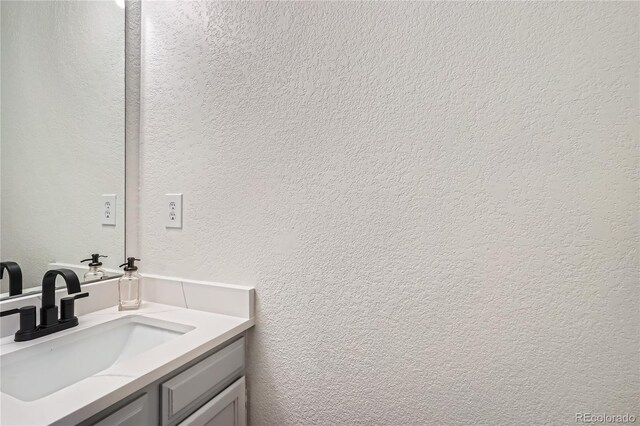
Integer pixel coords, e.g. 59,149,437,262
102,194,117,226
165,193,183,228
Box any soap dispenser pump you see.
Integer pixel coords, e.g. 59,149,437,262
118,257,141,311
81,254,107,281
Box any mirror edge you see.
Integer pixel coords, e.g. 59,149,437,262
125,0,141,260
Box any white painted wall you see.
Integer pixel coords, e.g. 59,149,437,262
0,1,125,291
140,2,639,424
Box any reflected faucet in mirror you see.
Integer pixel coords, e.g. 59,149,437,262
0,268,89,342
0,262,23,296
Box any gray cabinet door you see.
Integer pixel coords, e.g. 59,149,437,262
162,338,245,425
92,394,150,426
178,377,246,426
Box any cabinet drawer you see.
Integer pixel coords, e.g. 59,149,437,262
92,394,150,426
162,338,244,425
178,377,246,426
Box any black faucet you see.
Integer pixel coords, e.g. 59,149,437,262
0,261,23,296
40,269,84,327
0,268,89,342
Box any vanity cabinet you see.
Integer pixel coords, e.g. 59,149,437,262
93,394,152,426
81,336,246,426
179,377,246,426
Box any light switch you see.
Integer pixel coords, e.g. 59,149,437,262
102,194,117,226
165,193,183,228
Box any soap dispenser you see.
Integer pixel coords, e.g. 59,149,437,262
118,257,141,311
81,254,107,281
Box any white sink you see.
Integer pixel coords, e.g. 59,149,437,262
0,316,194,401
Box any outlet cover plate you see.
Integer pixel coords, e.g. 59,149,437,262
165,193,183,229
102,194,117,226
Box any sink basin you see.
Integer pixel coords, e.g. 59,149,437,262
0,315,194,401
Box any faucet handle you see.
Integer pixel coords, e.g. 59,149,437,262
60,292,89,322
1,306,37,335
0,308,19,317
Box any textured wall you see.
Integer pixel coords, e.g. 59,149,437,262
1,1,125,291
140,2,639,425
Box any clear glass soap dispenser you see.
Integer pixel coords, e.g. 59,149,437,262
118,257,141,311
81,253,107,281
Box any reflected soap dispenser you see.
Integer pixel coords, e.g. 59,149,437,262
118,257,141,311
81,254,107,281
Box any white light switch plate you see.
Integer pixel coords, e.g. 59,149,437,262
101,194,117,226
165,193,183,228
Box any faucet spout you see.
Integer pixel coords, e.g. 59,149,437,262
41,268,81,307
1,261,23,296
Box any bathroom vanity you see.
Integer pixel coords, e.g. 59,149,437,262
0,276,254,426
83,335,246,426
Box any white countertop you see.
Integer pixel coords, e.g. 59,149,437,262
0,302,254,426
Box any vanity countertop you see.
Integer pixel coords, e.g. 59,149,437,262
0,302,254,426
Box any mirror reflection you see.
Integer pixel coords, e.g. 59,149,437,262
0,1,125,299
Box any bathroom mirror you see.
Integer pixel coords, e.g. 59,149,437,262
0,1,126,299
